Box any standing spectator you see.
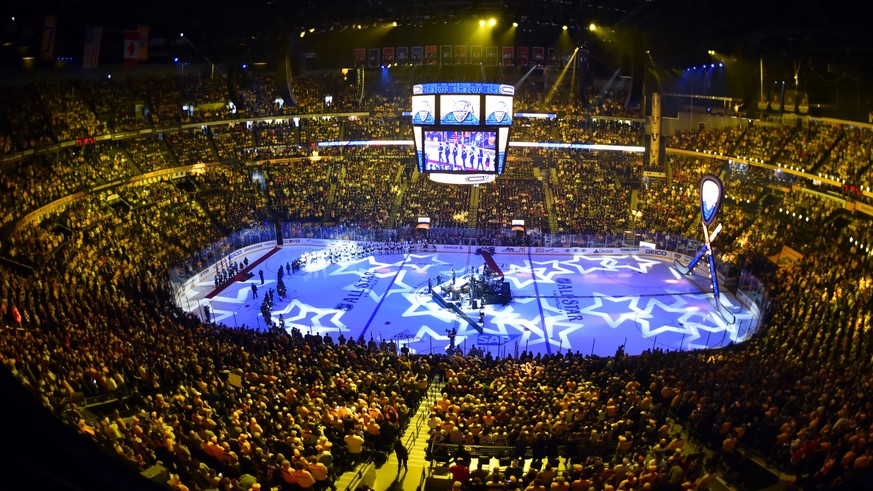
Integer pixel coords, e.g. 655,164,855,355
394,437,409,474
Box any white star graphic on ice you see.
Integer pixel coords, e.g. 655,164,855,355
575,293,653,329
525,259,578,286
327,255,406,278
273,299,348,334
561,255,660,275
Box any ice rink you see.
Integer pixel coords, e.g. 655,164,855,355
178,243,758,358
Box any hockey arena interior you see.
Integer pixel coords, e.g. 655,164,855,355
1,2,872,491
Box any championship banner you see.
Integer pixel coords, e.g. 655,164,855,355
532,47,545,65
455,45,467,64
382,47,394,64
355,48,366,67
648,92,662,168
699,174,725,227
425,45,437,65
548,48,557,66
471,45,482,64
502,46,514,66
396,47,408,65
517,46,529,67
368,48,380,67
485,46,497,65
41,15,58,61
440,45,452,65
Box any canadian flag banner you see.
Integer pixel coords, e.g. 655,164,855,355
124,29,143,60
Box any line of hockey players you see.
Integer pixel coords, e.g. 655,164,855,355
214,256,250,288
295,239,438,267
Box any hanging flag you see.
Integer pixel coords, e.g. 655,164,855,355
82,26,103,69
354,48,366,67
41,15,58,61
123,29,144,60
136,25,150,60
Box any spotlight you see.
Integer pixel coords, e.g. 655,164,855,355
589,23,596,31
512,22,518,27
392,21,398,27
479,20,486,27
488,18,496,26
562,25,568,30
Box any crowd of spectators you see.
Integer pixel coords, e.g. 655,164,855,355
477,179,548,233
817,125,873,189
550,152,638,234
329,153,402,227
777,120,842,172
398,176,471,229
265,160,332,222
188,165,270,232
166,130,218,166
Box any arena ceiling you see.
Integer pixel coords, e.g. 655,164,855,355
4,0,872,73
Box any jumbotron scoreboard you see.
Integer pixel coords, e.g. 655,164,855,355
411,82,514,184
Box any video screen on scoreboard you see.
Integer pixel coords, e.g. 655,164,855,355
439,94,482,125
484,95,513,125
421,130,497,173
411,95,436,125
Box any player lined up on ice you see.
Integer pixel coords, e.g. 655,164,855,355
294,240,440,269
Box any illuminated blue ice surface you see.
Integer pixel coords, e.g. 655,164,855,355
181,247,758,358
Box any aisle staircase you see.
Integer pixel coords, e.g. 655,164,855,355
542,176,558,234
385,181,407,230
333,380,442,491
467,185,480,230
